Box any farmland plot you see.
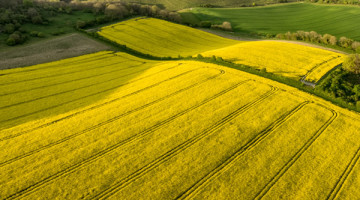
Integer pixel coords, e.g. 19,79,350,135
201,41,344,80
98,18,237,57
100,18,344,81
1,51,360,199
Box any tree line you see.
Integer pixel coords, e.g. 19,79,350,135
0,0,181,46
276,31,360,53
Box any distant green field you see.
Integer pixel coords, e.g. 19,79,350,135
188,3,360,40
119,0,297,10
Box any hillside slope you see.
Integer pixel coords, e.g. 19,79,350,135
98,17,238,57
99,18,344,80
1,51,360,199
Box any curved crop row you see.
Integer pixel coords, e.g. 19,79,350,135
254,107,338,199
3,79,250,200
177,101,310,200
0,67,223,167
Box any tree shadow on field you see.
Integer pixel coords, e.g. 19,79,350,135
0,52,156,130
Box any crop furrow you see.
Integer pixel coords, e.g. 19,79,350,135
326,146,360,200
0,61,143,97
0,63,184,138
113,25,195,51
87,86,277,200
0,62,146,110
0,67,220,166
302,55,341,82
254,108,338,199
0,64,150,117
176,101,310,200
0,63,182,132
4,79,251,200
0,55,130,86
1,53,113,76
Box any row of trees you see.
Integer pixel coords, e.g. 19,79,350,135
276,31,360,52
306,0,360,5
0,0,182,46
74,2,181,29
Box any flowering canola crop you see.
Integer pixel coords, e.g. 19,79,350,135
0,51,359,199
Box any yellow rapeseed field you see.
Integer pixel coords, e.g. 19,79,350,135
1,51,360,199
98,17,237,57
99,18,344,82
305,55,345,83
201,41,344,80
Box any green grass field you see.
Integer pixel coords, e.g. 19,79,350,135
1,51,360,199
118,0,298,10
187,3,360,40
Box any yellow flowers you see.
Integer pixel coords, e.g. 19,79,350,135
99,18,344,82
201,41,344,80
1,51,360,199
305,55,345,82
98,17,237,57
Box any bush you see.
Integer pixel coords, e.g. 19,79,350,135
4,23,15,34
343,54,360,74
276,33,285,39
31,15,43,24
6,31,26,46
76,20,87,29
200,21,212,28
339,36,353,48
329,35,337,45
221,21,232,31
211,21,233,31
96,16,110,24
351,41,360,51
37,32,45,38
197,54,204,59
30,31,39,37
6,37,16,46
216,57,224,62
357,101,360,109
